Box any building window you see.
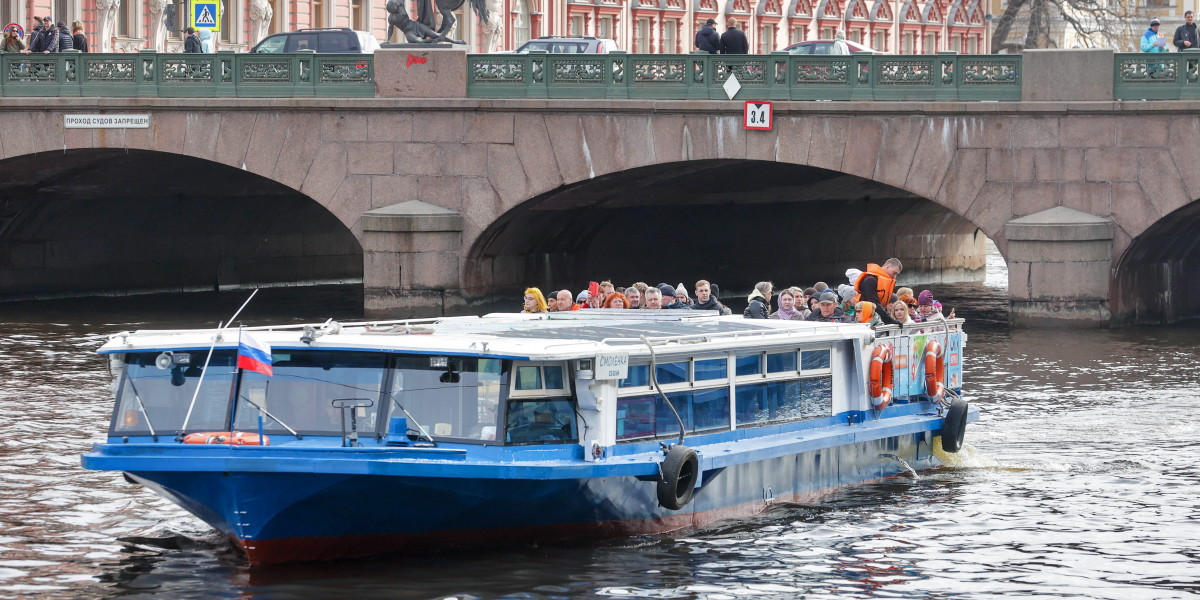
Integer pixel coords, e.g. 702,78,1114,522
570,15,584,35
664,20,677,52
312,0,324,27
820,26,833,38
791,26,804,43
849,29,861,43
873,30,885,51
759,23,775,53
951,33,961,52
514,0,531,45
902,30,913,53
636,17,649,52
220,0,233,43
967,34,977,53
269,0,280,34
925,32,936,53
118,0,132,37
351,0,363,29
598,15,613,39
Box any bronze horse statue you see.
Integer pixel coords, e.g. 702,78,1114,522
387,0,488,44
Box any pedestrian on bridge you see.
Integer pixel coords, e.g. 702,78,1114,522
1142,19,1167,53
720,17,748,55
1175,11,1198,51
695,18,719,54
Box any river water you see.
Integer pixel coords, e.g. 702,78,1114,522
0,258,1198,599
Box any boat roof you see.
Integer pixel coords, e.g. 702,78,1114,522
98,310,874,361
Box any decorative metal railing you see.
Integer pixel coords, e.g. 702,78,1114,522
0,51,375,97
1112,52,1200,100
467,52,1022,101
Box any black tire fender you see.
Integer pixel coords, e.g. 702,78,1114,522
940,399,969,453
657,445,699,510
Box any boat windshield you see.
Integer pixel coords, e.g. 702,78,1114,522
110,350,237,435
386,356,506,443
234,351,388,436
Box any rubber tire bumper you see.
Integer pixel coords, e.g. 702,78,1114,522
940,399,969,453
657,445,699,510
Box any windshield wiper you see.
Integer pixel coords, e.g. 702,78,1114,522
238,395,303,440
125,378,158,441
388,395,435,444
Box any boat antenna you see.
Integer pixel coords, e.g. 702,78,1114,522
176,289,260,441
641,335,686,446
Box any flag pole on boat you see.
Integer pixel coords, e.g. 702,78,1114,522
176,289,260,441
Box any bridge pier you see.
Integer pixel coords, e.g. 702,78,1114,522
1005,207,1114,327
362,201,464,318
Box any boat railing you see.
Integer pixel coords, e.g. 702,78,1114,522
599,321,869,347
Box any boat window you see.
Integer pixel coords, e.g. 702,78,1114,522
802,349,831,371
735,354,762,377
655,361,688,385
235,351,387,436
766,351,798,373
619,364,650,388
505,398,577,444
616,388,730,441
386,356,506,443
693,358,727,381
735,376,833,426
510,362,568,397
110,350,237,435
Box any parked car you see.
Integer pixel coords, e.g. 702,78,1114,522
781,40,882,54
251,28,381,53
515,36,620,54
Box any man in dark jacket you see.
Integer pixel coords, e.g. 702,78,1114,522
720,17,749,54
1176,11,1199,51
692,280,731,315
806,292,850,323
184,27,203,53
695,18,719,53
28,17,58,53
56,22,72,51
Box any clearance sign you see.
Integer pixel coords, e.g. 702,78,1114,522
191,1,221,31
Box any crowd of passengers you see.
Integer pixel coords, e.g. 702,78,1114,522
520,258,956,328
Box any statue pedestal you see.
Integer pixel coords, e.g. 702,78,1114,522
380,43,466,49
374,47,468,98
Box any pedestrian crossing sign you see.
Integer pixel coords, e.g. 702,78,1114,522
191,1,220,31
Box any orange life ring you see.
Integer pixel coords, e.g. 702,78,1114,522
868,345,894,409
923,340,946,401
182,431,270,446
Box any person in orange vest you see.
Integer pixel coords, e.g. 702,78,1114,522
853,258,902,308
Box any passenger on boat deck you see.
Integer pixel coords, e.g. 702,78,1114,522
806,291,849,322
522,287,548,313
744,281,772,319
675,283,692,306
600,280,615,295
556,290,579,312
545,291,559,312
934,301,956,319
788,286,812,319
586,282,603,308
659,284,689,309
838,284,857,319
643,287,663,309
602,292,629,308
855,301,883,328
804,287,819,312
624,286,642,309
692,279,732,315
890,301,916,324
913,290,944,323
813,282,829,295
896,287,918,311
770,289,805,320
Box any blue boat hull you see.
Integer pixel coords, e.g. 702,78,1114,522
124,432,938,564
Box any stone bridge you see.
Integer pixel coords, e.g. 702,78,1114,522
1,49,1197,326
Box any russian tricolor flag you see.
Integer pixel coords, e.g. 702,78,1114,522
237,331,273,377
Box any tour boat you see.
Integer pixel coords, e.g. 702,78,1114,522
81,310,976,564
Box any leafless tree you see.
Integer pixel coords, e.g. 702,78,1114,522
991,0,1141,53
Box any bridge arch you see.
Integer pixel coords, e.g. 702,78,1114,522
1111,200,1200,324
463,158,995,308
0,148,361,299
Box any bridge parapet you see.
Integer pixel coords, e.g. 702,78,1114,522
0,50,375,97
